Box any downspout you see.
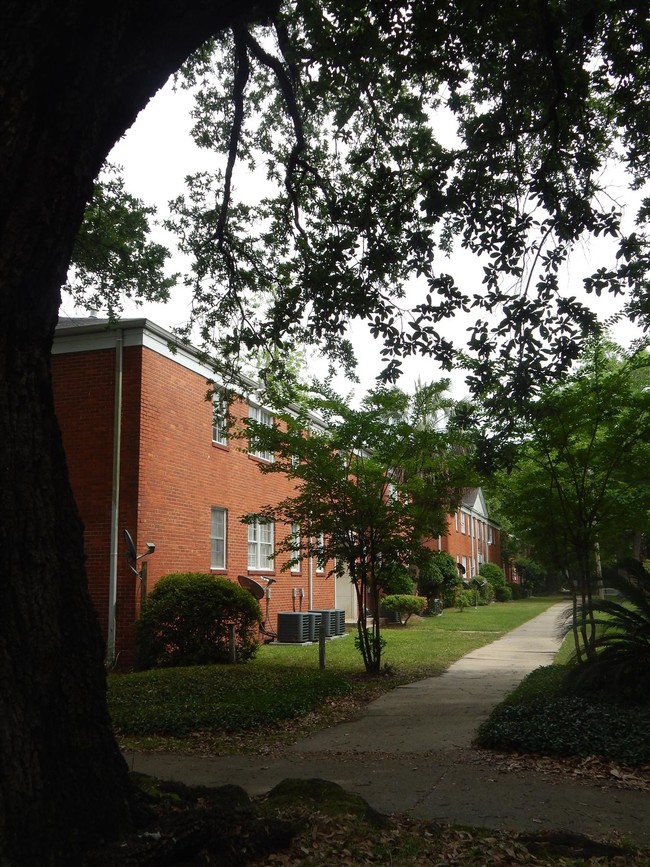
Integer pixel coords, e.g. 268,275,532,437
308,525,314,609
107,330,124,665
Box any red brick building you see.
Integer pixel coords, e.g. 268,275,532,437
52,317,507,666
52,316,337,668
428,487,510,580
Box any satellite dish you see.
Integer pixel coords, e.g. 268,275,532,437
237,574,265,600
457,563,466,574
124,528,137,562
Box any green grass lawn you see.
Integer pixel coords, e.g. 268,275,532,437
110,597,563,753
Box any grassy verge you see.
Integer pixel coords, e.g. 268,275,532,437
110,596,561,753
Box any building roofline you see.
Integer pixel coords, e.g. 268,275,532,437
53,316,327,429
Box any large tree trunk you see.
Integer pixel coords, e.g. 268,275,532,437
0,2,269,862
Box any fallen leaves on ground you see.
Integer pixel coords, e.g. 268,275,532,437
248,805,649,866
462,748,650,793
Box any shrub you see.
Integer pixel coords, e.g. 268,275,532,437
455,589,474,611
477,692,650,766
494,584,512,602
381,566,415,596
479,562,506,587
510,583,522,600
380,594,427,624
136,572,262,669
418,552,462,608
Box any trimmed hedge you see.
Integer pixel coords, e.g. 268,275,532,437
136,572,262,669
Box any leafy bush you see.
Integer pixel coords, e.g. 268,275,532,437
418,552,462,608
477,663,650,765
494,584,512,602
455,589,474,611
479,562,506,587
381,566,415,596
477,580,495,605
380,594,427,624
136,572,262,669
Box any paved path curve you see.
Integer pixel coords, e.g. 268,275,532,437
128,604,650,845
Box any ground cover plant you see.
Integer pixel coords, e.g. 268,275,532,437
476,664,650,766
477,573,650,766
110,597,560,753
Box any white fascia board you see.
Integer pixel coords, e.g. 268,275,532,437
52,318,258,392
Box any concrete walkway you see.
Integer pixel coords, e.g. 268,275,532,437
127,603,650,845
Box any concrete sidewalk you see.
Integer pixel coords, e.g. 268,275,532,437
126,603,650,845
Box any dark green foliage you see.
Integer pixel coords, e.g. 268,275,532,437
565,559,650,702
68,165,177,316
514,557,554,594
381,567,415,596
479,562,506,587
380,595,427,625
135,573,262,669
109,664,351,735
418,551,461,609
477,663,650,767
494,584,512,602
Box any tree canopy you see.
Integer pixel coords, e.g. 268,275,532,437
73,0,650,404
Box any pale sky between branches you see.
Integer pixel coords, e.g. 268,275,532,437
60,77,642,402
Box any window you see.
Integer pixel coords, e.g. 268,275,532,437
248,404,274,462
316,532,326,573
212,393,228,446
210,507,227,569
460,511,466,533
248,519,274,570
454,511,458,531
291,524,301,573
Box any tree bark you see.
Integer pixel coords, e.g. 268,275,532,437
0,1,272,862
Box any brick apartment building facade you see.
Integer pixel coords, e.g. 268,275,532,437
52,317,507,667
52,317,339,668
429,487,509,581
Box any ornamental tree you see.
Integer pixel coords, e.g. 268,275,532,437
243,383,472,672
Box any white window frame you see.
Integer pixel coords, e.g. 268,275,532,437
210,507,227,569
291,523,301,573
212,393,228,446
316,531,326,574
248,404,274,462
460,511,466,534
248,519,274,570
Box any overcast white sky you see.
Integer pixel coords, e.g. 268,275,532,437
61,78,642,401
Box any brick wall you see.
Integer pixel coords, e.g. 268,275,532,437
53,336,335,667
